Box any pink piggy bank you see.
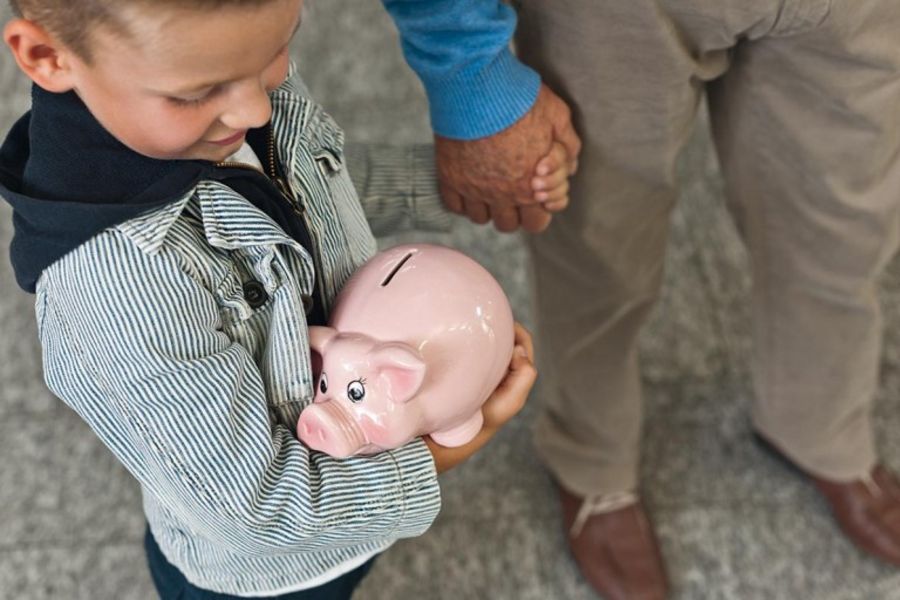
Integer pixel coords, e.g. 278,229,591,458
297,243,515,458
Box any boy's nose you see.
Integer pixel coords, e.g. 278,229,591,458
221,81,273,130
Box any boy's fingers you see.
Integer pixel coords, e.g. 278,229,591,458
543,197,569,212
535,155,557,177
483,351,536,426
513,322,534,361
538,181,570,209
533,143,567,184
533,168,569,197
550,141,568,163
508,347,536,379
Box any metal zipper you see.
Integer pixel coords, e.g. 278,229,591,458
214,128,330,313
264,129,303,214
213,129,302,215
263,125,329,315
215,161,265,174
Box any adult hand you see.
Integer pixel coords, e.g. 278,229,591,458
435,84,580,233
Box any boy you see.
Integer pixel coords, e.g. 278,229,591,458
0,0,570,598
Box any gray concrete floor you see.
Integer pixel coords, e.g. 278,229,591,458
2,2,900,599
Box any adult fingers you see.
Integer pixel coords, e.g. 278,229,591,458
491,205,522,233
539,85,581,159
462,196,491,225
439,180,465,215
555,118,582,175
519,205,553,233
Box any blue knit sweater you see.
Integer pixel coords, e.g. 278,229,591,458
382,0,541,140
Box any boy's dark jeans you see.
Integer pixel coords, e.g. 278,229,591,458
144,527,376,599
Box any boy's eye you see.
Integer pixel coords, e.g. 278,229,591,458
167,87,219,108
168,94,212,108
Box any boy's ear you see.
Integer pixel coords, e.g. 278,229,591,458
3,18,77,93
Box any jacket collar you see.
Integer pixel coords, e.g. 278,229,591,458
117,182,307,257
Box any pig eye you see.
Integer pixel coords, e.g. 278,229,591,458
347,380,366,403
319,373,328,394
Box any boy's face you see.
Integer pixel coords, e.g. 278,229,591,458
63,0,304,162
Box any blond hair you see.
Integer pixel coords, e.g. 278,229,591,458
8,0,278,61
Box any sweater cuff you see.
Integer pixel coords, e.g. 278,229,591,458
424,47,541,141
388,438,442,539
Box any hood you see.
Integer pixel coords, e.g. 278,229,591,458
0,85,301,293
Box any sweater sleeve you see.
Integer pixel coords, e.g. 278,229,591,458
381,0,541,140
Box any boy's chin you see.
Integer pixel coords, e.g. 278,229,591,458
135,146,233,163
192,144,246,164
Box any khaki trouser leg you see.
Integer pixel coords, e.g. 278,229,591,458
708,0,900,480
515,0,897,495
515,0,735,497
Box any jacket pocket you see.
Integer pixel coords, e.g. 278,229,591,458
307,108,346,178
214,264,273,324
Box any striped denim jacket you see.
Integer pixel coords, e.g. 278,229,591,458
33,71,446,596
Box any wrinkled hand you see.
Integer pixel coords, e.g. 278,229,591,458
435,84,581,233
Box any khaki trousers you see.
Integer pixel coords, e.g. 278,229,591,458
515,0,900,496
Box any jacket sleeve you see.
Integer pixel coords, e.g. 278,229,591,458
34,233,440,556
381,0,541,140
344,143,452,237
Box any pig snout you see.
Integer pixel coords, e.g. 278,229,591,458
297,400,369,458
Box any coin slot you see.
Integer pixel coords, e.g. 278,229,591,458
381,252,415,287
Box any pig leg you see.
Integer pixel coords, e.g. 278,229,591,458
429,411,484,447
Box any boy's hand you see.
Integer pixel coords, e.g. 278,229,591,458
531,141,574,214
425,323,537,474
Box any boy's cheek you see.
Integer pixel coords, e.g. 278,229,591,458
268,56,292,91
116,125,209,161
130,109,218,158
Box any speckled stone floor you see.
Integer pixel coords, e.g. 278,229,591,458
2,2,900,599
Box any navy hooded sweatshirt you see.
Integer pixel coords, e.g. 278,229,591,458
0,85,325,325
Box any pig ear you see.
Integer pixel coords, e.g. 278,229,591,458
370,343,426,403
308,326,338,354
308,326,339,374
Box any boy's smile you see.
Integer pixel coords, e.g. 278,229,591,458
56,0,304,162
210,130,251,147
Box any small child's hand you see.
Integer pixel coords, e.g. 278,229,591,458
480,322,535,433
425,322,537,474
531,141,576,213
